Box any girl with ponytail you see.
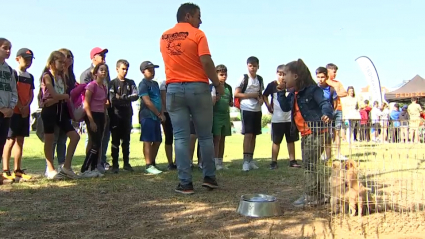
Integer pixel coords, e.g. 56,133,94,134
40,51,80,180
276,59,333,208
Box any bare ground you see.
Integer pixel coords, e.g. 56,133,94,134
1,166,424,239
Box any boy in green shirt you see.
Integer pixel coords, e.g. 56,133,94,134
211,65,233,170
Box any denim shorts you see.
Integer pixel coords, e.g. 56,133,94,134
332,110,343,129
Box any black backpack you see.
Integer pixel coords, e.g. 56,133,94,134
240,74,264,95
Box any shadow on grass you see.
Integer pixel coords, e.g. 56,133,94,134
0,157,335,239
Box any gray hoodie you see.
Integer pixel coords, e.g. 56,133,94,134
0,62,18,109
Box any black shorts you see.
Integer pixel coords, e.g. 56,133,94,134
271,122,297,144
162,112,173,145
8,113,30,138
41,103,75,134
190,119,196,135
241,110,262,135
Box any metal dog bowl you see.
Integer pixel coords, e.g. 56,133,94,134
237,194,281,217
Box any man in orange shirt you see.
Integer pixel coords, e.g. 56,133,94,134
326,63,347,160
160,3,224,195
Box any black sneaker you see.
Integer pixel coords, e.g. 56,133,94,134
289,160,302,168
111,166,119,174
202,176,219,189
123,164,134,172
175,183,195,195
270,161,278,170
168,164,177,170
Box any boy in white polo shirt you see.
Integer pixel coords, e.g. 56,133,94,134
234,56,264,171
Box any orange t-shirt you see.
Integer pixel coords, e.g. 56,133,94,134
160,23,210,84
13,71,35,114
326,79,343,111
293,93,312,136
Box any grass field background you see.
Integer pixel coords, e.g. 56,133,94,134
2,133,425,238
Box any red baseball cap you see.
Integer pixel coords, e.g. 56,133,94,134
90,47,108,59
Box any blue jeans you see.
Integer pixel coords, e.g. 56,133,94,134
53,128,67,165
166,82,215,185
86,116,110,165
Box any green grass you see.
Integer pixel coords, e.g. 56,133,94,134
1,133,425,239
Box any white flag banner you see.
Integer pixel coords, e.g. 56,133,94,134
355,56,383,105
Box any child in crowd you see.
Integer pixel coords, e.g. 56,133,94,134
277,59,333,207
138,61,164,175
263,64,300,169
40,51,80,180
234,56,264,171
364,100,372,141
159,80,177,170
390,103,401,142
371,101,382,142
0,38,18,184
359,103,369,141
109,60,138,173
210,64,233,170
2,48,35,181
315,67,338,161
399,105,409,143
325,63,347,160
81,63,108,178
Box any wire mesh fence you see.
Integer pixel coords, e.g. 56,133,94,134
303,119,425,233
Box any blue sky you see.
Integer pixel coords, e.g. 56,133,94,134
3,0,425,112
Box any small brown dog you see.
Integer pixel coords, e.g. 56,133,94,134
345,159,371,217
329,161,349,214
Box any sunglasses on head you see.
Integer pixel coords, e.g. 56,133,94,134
66,54,73,59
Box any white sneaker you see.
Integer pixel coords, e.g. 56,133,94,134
46,170,62,180
81,170,98,178
242,161,250,171
93,169,104,177
215,159,223,171
249,161,259,170
60,167,80,179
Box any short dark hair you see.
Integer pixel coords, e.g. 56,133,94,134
0,38,11,46
176,3,200,22
411,97,418,103
364,99,369,105
326,63,338,71
373,101,379,106
247,56,259,65
315,66,328,76
216,64,227,73
394,103,400,108
276,64,285,72
116,59,130,68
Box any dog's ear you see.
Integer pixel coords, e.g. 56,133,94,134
332,161,340,169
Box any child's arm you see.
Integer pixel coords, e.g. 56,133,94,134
276,89,291,112
83,85,97,132
139,82,162,120
108,80,124,107
262,83,273,113
43,74,69,102
211,86,217,105
313,87,333,119
119,80,139,102
234,76,259,99
160,83,167,113
327,80,347,98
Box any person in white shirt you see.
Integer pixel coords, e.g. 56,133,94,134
234,56,264,171
262,65,300,169
371,101,382,141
